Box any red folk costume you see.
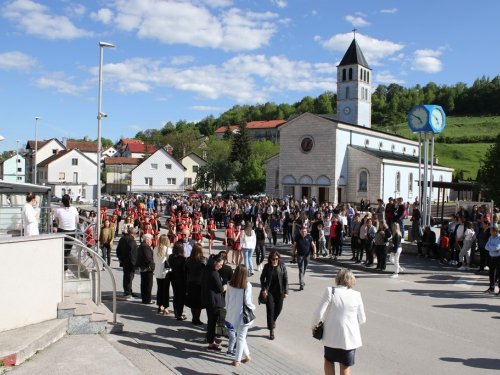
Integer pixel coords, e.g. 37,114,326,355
225,224,236,248
232,227,242,251
167,219,177,244
192,220,202,241
100,208,107,222
207,220,216,241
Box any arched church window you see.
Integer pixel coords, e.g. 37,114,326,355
366,88,369,100
346,87,350,99
402,147,406,154
439,175,443,182
367,71,370,83
364,138,369,148
379,141,383,150
299,175,313,185
358,170,368,192
409,173,413,195
342,69,346,81
364,70,367,81
360,68,362,80
395,171,401,193
413,149,417,156
275,169,279,189
391,144,396,152
349,68,353,80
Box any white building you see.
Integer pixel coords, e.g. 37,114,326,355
0,154,25,183
37,149,98,200
131,148,186,193
178,152,207,189
25,139,65,184
265,38,453,204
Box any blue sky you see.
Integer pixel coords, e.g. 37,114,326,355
0,0,498,152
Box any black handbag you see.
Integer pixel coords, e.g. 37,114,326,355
312,287,335,340
242,289,256,324
258,290,267,305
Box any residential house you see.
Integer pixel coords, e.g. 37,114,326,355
213,120,286,141
102,146,118,159
0,154,25,183
115,138,144,155
25,139,65,184
66,141,99,164
131,148,186,193
121,143,157,159
178,152,207,189
37,149,98,200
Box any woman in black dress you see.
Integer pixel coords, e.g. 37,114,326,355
185,243,207,325
260,250,288,340
168,242,187,320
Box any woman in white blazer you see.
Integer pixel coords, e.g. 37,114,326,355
22,191,39,236
153,234,172,314
225,264,256,367
312,268,366,375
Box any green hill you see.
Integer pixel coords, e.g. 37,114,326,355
373,116,500,180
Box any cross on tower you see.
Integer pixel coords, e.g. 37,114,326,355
352,27,357,39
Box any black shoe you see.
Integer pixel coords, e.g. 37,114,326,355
484,288,494,294
365,263,374,267
350,257,355,261
131,293,138,298
299,285,304,291
355,260,361,264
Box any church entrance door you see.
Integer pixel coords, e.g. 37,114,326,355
337,187,343,204
301,186,311,199
319,187,329,203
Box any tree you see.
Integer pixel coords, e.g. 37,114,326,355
230,120,251,164
314,93,334,114
0,151,10,164
478,133,500,204
160,121,176,135
223,124,233,140
237,155,266,194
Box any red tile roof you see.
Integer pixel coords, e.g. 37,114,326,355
126,143,157,153
214,125,238,134
214,120,286,133
26,140,49,149
104,157,141,165
66,141,98,152
120,138,144,145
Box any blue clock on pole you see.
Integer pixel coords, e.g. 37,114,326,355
408,105,446,133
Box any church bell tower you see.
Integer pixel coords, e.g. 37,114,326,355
337,32,372,128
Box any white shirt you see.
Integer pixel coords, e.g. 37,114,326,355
22,202,39,236
464,229,475,241
55,206,79,230
225,282,256,326
153,246,172,279
240,230,256,250
312,286,366,350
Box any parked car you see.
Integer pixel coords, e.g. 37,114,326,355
188,191,198,198
198,191,212,198
51,195,62,203
76,196,93,204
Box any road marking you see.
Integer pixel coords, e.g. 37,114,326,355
453,276,481,289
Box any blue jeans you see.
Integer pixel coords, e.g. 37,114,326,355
243,247,254,273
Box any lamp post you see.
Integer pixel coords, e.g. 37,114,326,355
34,117,42,184
96,41,115,249
16,140,20,180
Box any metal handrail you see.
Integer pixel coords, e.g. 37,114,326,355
63,235,117,324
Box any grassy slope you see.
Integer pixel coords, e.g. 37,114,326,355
373,116,500,179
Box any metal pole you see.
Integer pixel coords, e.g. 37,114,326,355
428,133,435,226
418,132,422,212
423,132,429,226
34,117,42,184
16,140,19,180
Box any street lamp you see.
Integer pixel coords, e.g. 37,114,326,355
96,41,115,250
16,140,20,180
34,117,42,184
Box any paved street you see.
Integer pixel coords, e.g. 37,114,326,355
98,236,500,375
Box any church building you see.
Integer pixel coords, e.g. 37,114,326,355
265,37,453,203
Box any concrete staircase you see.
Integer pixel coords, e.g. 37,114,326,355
57,295,123,335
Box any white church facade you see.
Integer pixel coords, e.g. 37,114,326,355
265,38,453,204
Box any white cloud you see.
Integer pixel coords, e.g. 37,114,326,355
65,3,86,17
345,15,370,27
170,55,195,65
375,70,405,84
389,53,405,61
34,72,92,95
318,32,404,66
411,49,443,73
0,51,37,72
84,54,336,103
278,18,291,25
126,125,144,131
380,8,397,13
107,0,278,51
189,106,228,111
90,8,113,24
155,97,170,101
2,0,93,39
355,12,366,17
202,0,233,7
271,0,287,8
312,10,317,15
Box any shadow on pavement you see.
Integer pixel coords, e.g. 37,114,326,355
440,357,500,370
432,302,500,315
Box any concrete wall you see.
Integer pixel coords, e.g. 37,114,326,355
0,235,64,333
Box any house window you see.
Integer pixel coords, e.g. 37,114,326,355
151,163,158,169
408,173,413,198
395,172,401,193
72,158,78,165
59,172,65,180
167,178,176,185
193,165,199,173
17,176,22,181
185,178,192,186
17,168,22,172
358,170,368,192
73,172,78,183
145,177,153,185
165,164,172,169
52,149,57,154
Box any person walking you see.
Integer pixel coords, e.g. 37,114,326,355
201,253,226,351
22,191,39,236
255,221,267,272
458,222,475,271
409,202,422,243
54,194,79,276
168,242,187,320
260,250,288,340
136,233,155,304
185,243,207,325
374,220,391,271
270,214,280,248
99,219,115,267
153,234,172,314
484,226,500,294
116,227,139,298
292,227,317,291
225,264,255,367
241,222,257,276
390,222,403,278
312,268,366,375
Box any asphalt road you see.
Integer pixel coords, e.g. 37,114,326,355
98,236,499,375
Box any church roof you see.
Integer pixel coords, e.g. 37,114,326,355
350,145,449,167
338,39,370,69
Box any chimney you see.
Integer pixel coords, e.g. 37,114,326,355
167,148,172,155
55,149,59,154
62,137,67,147
84,136,90,141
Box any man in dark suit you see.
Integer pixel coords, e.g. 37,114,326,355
116,226,138,298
